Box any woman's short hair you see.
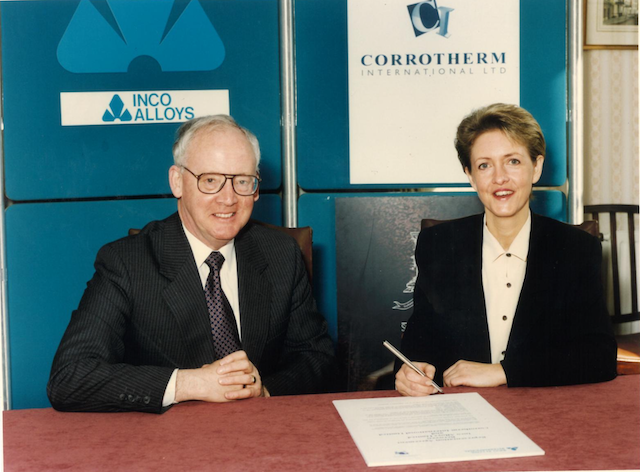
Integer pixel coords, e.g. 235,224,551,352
454,103,546,171
172,114,261,172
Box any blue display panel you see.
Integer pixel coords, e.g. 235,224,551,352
520,0,567,187
5,195,281,409
1,0,281,201
296,0,567,190
299,191,566,343
296,0,348,191
530,191,568,223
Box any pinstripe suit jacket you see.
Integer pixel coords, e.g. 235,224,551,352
399,213,617,387
47,213,335,413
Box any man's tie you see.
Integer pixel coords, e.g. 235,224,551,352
204,251,242,359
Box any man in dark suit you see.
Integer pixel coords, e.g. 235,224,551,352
48,115,335,413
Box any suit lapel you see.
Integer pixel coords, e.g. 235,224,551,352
155,213,216,364
457,215,485,302
459,215,491,360
235,225,271,364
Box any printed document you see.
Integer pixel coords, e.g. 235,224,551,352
333,392,544,467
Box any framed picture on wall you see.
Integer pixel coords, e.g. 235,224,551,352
584,0,638,49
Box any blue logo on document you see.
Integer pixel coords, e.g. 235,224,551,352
407,1,454,38
57,0,225,73
507,447,518,451
102,95,132,122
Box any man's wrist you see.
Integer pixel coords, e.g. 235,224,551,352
175,368,200,403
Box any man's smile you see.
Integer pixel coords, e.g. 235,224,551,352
213,212,235,219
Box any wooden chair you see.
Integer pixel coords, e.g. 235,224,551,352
584,204,640,375
249,219,313,285
422,216,639,375
128,219,313,283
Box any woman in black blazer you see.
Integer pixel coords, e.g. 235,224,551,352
396,104,617,395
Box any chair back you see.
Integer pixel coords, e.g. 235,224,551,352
129,220,313,284
584,204,639,325
421,218,444,230
249,219,313,284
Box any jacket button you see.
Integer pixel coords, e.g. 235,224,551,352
502,315,508,321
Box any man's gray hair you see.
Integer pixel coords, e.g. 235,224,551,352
172,114,261,172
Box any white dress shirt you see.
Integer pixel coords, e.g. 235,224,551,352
163,225,242,406
482,212,531,364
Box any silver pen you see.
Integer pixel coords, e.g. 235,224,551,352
383,340,443,393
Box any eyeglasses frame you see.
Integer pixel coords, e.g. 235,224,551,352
180,165,261,196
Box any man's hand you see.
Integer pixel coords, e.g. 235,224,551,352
395,362,439,396
175,350,266,403
217,350,267,400
442,360,506,388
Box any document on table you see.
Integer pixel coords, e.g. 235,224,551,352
333,392,544,467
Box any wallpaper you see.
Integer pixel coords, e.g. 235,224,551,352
584,49,639,206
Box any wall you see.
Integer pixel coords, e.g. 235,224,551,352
584,50,639,205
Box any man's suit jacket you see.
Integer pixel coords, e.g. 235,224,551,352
400,213,617,387
48,213,335,413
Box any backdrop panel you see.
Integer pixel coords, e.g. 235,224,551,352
296,0,567,190
5,195,281,409
335,196,483,391
1,0,281,201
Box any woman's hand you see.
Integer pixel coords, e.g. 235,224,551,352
442,360,506,387
395,362,439,396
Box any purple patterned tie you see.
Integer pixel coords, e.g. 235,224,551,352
204,251,242,359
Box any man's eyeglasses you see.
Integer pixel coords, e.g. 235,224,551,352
181,166,261,196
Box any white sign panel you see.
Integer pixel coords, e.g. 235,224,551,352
348,0,520,184
60,90,229,126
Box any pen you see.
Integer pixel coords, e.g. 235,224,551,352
383,340,443,393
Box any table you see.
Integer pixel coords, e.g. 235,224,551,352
4,375,639,471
